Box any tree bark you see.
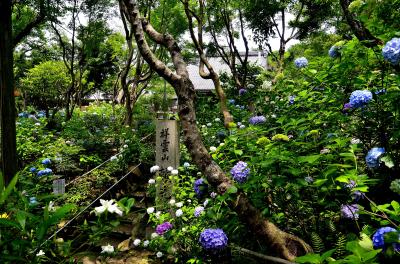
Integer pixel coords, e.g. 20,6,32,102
339,0,382,47
0,0,17,184
120,0,312,260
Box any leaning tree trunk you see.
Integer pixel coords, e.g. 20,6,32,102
121,0,312,260
0,0,18,184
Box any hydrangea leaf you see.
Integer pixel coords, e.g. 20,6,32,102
381,156,394,168
359,233,373,251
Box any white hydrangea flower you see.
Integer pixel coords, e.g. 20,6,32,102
171,169,178,175
169,199,176,205
207,123,212,127
239,125,246,129
210,146,217,152
175,202,183,208
214,118,221,122
147,207,155,214
183,162,190,168
148,179,156,184
101,244,114,254
201,125,206,128
175,209,183,217
150,165,160,173
151,232,159,239
143,240,149,247
133,239,141,246
155,211,161,219
156,251,163,258
351,138,361,144
94,199,123,216
36,250,45,256
203,199,209,207
219,143,225,147
123,144,128,148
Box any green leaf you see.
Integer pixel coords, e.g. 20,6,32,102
234,149,243,156
320,249,336,260
227,186,238,194
381,156,394,168
298,155,320,164
358,233,373,251
0,174,18,205
0,218,22,230
295,253,322,263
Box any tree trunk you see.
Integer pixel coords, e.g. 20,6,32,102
0,0,17,184
339,0,381,47
121,0,312,260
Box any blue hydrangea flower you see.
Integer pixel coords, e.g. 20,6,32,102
382,38,400,65
194,206,204,217
18,112,28,118
29,167,37,173
228,99,235,104
239,89,247,96
37,111,46,118
329,46,340,58
183,162,190,168
194,178,208,198
29,197,38,205
230,161,250,183
294,57,308,68
365,147,385,168
249,116,266,125
199,228,228,251
289,95,296,105
375,89,386,95
216,131,226,140
41,158,51,165
37,168,53,177
372,227,399,249
349,90,373,108
341,204,359,220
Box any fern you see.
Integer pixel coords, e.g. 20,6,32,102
334,232,347,258
311,232,325,253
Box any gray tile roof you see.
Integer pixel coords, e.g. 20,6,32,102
188,52,267,90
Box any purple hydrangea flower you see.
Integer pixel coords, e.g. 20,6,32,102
329,46,340,58
249,116,266,125
382,38,400,65
372,227,399,249
349,90,373,108
341,204,359,220
365,147,385,168
352,191,364,201
230,161,250,183
194,178,208,198
210,192,217,198
41,158,51,165
345,180,357,189
294,57,308,68
239,89,247,96
194,206,204,217
37,168,53,177
343,103,351,112
199,228,228,251
156,222,173,235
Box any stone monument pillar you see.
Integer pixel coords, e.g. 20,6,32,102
155,112,179,207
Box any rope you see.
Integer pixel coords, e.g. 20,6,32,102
66,132,154,186
35,163,142,253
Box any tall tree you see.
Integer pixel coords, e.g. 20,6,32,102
0,0,17,184
120,0,312,260
181,0,233,127
206,0,250,90
243,0,333,69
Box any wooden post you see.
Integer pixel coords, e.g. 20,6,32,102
0,0,17,184
155,113,179,207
